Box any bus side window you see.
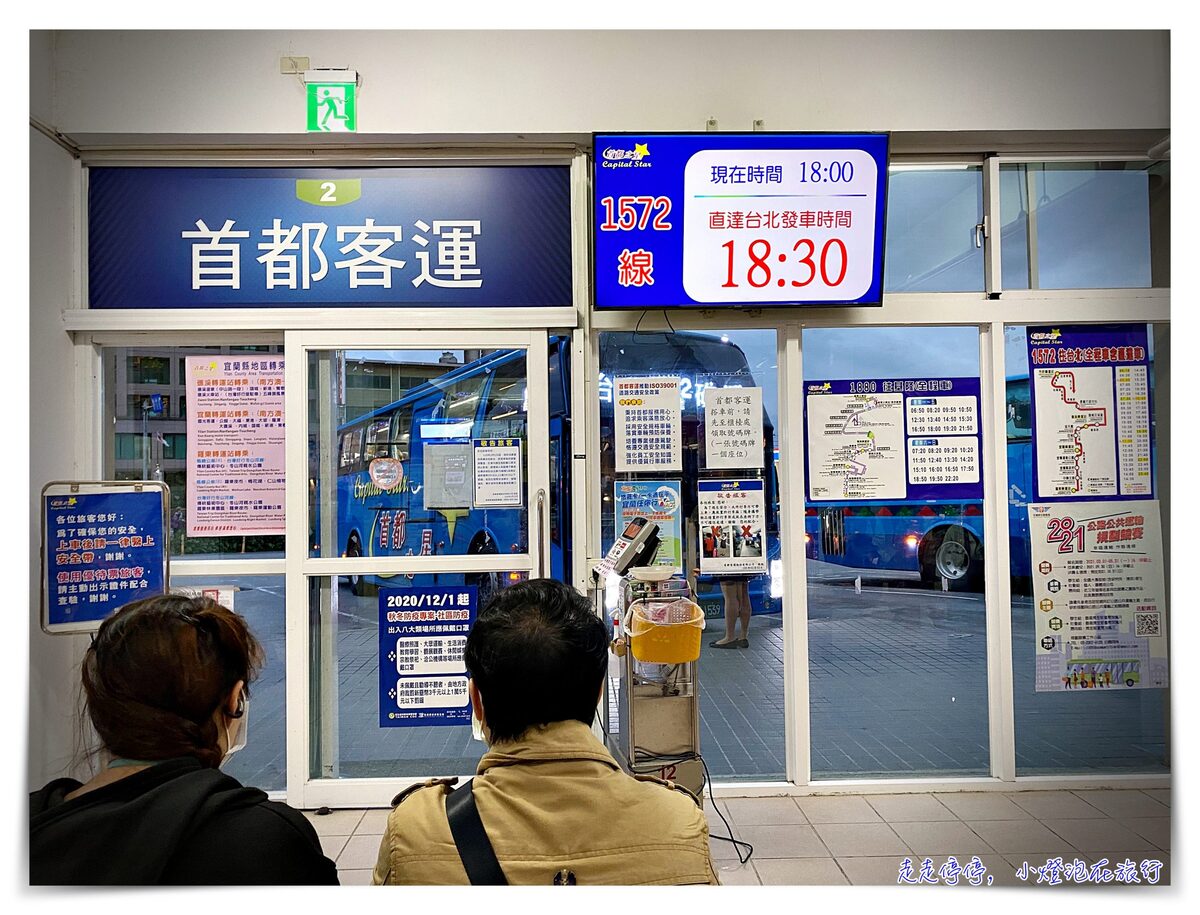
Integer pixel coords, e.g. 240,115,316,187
392,406,412,462
479,356,528,438
364,417,391,462
1006,379,1032,441
339,428,363,473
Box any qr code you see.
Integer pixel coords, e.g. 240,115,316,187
1135,612,1161,637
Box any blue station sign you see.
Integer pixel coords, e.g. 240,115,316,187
593,133,888,309
88,167,572,309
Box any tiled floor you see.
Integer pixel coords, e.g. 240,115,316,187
305,786,1169,887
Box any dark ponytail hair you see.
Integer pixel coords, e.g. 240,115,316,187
81,593,264,769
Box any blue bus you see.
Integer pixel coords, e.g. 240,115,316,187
327,330,781,617
802,374,1035,591
327,340,572,603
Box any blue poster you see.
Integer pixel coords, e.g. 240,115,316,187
378,585,477,728
1026,324,1153,501
804,377,983,502
44,489,167,629
88,167,571,309
613,480,683,573
593,132,888,308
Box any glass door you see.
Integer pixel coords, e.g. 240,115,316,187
285,330,553,807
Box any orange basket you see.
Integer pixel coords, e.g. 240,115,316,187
628,599,705,664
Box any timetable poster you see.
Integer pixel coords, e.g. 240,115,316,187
615,376,682,472
1026,324,1152,501
378,586,477,727
613,480,683,573
185,355,285,536
805,377,981,502
1028,501,1167,693
698,479,767,575
45,489,167,628
705,387,765,469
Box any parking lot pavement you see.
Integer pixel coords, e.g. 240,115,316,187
215,565,1167,790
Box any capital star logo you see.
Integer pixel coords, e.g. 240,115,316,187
633,142,650,158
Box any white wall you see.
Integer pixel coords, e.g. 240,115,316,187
28,124,88,786
46,30,1168,140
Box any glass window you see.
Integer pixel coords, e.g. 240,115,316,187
803,326,989,778
1000,161,1169,290
173,575,286,793
102,345,285,560
599,329,782,782
126,355,171,385
1004,325,1168,774
884,165,984,292
1006,378,1032,442
309,349,529,564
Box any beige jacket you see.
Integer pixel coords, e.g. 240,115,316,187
372,719,718,885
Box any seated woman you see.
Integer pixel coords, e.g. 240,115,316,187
30,593,338,885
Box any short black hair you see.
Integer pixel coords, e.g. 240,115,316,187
463,578,608,743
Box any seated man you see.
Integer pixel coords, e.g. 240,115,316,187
373,578,717,886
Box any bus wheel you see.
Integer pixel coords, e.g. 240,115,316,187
346,533,367,596
1126,678,1136,687
922,526,983,592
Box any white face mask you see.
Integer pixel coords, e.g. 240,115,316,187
470,704,487,745
222,695,249,766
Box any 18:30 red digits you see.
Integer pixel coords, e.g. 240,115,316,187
720,237,848,289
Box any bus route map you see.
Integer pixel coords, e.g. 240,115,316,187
807,392,905,500
1033,366,1117,497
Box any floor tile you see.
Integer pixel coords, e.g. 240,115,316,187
1124,817,1170,850
303,808,366,837
337,833,386,870
714,861,761,885
337,869,374,886
754,857,848,885
963,819,1076,855
1070,789,1168,819
709,830,751,861
814,822,909,857
1140,788,1170,807
737,824,830,858
836,855,912,886
319,834,349,861
893,820,995,856
1042,818,1157,853
796,795,882,823
933,792,1031,821
723,796,807,826
1005,790,1103,819
356,808,392,834
863,793,955,822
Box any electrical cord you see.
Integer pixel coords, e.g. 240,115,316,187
632,745,754,865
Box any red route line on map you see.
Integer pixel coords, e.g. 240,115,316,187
1050,371,1108,493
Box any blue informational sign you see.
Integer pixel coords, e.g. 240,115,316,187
150,393,163,414
1026,324,1153,502
593,132,888,309
378,585,477,728
44,488,167,629
613,480,684,573
88,167,572,309
804,377,983,502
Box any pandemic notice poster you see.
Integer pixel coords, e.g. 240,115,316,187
1028,500,1167,692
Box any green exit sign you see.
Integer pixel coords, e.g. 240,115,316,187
306,81,357,132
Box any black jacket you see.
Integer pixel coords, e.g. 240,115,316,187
29,757,339,885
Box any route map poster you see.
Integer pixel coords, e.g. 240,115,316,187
378,586,477,727
613,480,683,573
805,378,981,502
1027,324,1152,501
185,355,285,536
615,376,682,472
698,479,767,574
1028,501,1167,692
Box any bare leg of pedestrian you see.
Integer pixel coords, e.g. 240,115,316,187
710,579,740,648
736,579,751,646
